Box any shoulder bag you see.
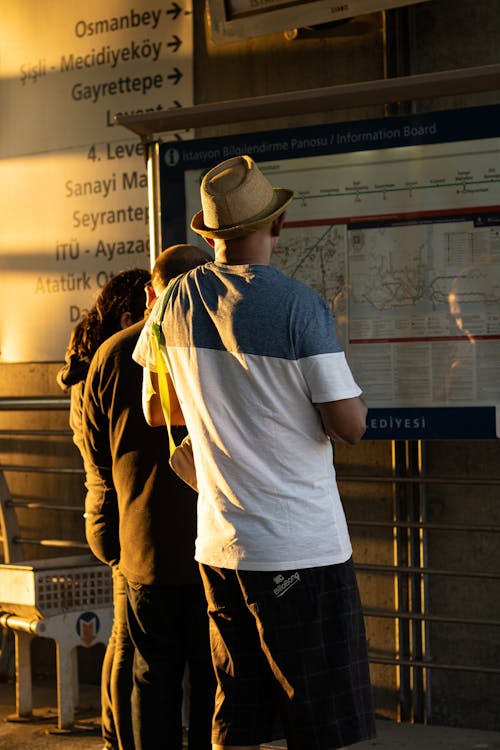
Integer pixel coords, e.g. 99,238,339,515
151,275,198,493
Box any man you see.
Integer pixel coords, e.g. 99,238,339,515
133,156,376,750
82,244,215,750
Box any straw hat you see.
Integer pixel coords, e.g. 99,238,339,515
190,155,294,240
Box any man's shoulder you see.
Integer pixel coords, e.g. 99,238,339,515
256,267,327,313
87,321,146,383
97,320,145,359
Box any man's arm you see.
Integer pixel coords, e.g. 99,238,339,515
81,360,120,567
142,368,185,427
317,395,367,445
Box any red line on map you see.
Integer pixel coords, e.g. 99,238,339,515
284,204,500,229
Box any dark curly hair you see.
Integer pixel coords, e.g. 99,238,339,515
69,267,151,362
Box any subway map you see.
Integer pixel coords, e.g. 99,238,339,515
273,223,346,306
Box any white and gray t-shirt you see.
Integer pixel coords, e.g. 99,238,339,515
133,261,361,572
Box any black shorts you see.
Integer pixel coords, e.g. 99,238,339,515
199,557,376,750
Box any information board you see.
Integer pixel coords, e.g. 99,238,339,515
158,104,500,439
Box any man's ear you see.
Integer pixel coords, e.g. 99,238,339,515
145,283,157,309
203,236,215,249
120,311,133,329
271,212,286,237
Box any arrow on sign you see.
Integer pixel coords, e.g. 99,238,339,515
167,35,182,52
167,67,183,85
166,2,182,20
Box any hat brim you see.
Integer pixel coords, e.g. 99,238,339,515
190,188,294,240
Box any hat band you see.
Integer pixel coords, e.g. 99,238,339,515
207,191,282,231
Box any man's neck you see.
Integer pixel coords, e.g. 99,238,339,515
214,230,272,265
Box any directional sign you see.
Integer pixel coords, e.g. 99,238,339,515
0,0,193,362
1,0,193,154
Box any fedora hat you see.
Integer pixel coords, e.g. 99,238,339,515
191,155,294,240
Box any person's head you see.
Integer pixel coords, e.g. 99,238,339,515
145,243,213,308
190,155,294,261
70,267,151,361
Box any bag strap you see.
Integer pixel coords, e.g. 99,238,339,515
150,274,183,456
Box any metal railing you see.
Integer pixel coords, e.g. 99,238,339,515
0,396,88,559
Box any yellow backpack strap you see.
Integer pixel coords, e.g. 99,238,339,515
151,274,183,457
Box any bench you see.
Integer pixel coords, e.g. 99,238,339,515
0,467,113,731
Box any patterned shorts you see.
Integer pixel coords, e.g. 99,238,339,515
199,557,376,750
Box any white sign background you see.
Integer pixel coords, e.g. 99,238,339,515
0,0,193,362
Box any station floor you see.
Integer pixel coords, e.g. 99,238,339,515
0,678,500,749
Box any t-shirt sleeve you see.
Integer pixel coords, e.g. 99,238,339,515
132,296,161,372
296,289,362,403
301,351,362,403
